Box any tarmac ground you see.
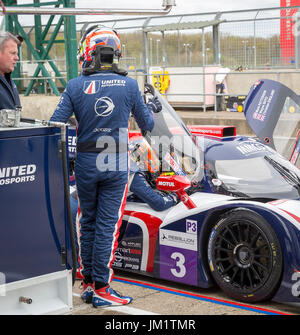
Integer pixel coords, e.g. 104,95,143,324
71,270,300,316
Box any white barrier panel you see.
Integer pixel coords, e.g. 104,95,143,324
150,66,224,107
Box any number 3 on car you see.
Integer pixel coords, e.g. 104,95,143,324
159,228,198,286
170,252,186,278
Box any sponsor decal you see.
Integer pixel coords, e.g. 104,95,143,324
164,152,185,175
68,135,77,153
116,247,142,255
160,229,197,251
252,89,275,122
0,164,37,185
124,264,139,270
101,79,126,88
93,127,112,133
94,96,115,117
84,79,126,96
113,253,140,264
121,240,142,248
157,181,175,187
186,219,197,234
236,140,270,156
83,80,101,94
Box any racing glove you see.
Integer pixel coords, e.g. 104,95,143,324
170,192,181,205
147,97,162,114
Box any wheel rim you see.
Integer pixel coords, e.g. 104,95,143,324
213,219,273,292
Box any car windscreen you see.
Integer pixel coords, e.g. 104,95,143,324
273,96,300,160
147,92,204,184
210,152,300,199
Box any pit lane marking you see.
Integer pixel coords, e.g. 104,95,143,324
113,276,291,316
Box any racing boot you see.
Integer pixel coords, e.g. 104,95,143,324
80,281,94,304
76,268,84,280
92,285,133,308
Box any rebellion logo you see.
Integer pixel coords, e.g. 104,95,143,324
0,164,37,185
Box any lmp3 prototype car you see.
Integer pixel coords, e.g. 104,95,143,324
108,79,300,306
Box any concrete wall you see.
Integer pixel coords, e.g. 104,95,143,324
226,69,300,96
20,95,60,120
150,66,221,106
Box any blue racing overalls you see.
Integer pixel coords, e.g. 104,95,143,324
50,70,154,285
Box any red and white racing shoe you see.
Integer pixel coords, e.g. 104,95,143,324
76,268,84,280
80,282,94,304
92,285,133,308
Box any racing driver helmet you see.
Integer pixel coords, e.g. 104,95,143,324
130,137,160,176
77,25,122,73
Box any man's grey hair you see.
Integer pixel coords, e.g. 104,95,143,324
0,31,20,52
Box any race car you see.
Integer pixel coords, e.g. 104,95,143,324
112,80,300,305
69,79,300,305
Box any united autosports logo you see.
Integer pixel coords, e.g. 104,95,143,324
94,96,115,117
0,164,37,185
84,80,101,94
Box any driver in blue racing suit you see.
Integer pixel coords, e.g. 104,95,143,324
128,138,179,211
50,26,161,308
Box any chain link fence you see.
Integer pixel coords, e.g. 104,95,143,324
15,5,300,103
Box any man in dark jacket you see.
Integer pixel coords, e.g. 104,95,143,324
0,32,21,110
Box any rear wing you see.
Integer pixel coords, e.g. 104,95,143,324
243,79,300,159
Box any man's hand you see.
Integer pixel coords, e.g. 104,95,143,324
170,192,181,205
147,97,162,114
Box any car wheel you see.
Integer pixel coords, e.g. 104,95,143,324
207,208,283,303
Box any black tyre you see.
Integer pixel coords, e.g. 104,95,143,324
207,208,283,303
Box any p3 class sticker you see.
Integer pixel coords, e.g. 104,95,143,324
186,219,197,234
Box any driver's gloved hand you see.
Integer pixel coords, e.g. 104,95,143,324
170,192,181,205
147,97,162,113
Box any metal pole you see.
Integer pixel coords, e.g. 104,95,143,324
202,28,206,112
34,0,44,94
150,37,152,66
177,30,180,66
0,4,175,16
156,39,160,65
142,16,151,83
64,0,78,81
296,12,300,68
162,31,166,67
212,24,220,64
254,11,259,69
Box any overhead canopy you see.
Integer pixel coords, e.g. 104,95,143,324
143,18,226,32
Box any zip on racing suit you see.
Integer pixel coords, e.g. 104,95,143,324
50,71,155,286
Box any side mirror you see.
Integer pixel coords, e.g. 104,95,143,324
156,174,196,209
